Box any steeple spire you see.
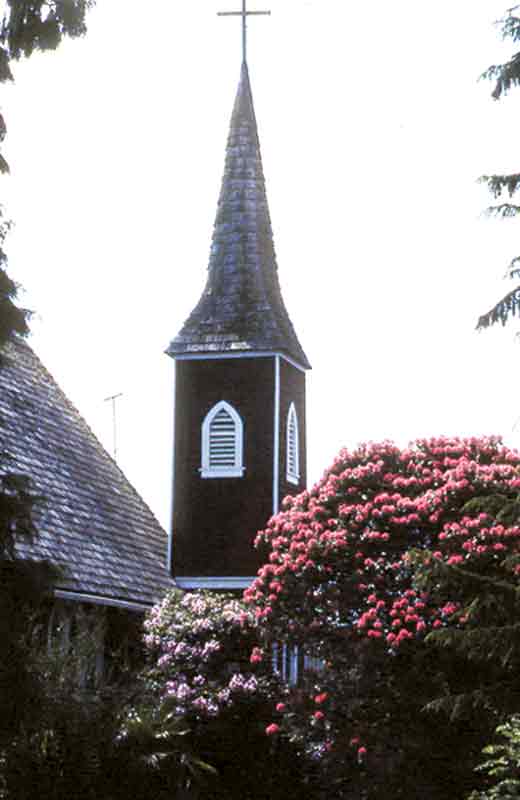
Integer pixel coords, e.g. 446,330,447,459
168,30,310,588
217,0,271,65
167,62,310,369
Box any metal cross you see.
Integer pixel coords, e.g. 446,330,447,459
218,0,271,65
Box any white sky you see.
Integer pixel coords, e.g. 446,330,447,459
2,0,520,529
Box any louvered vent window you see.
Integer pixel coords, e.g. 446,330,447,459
210,408,236,468
286,403,300,485
201,401,244,478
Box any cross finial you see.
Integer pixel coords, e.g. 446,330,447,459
218,0,271,65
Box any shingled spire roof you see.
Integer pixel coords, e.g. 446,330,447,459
167,62,310,370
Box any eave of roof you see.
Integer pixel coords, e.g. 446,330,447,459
167,62,310,370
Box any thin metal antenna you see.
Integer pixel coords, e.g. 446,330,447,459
218,0,271,64
104,392,123,461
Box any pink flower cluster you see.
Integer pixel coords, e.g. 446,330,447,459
245,436,520,649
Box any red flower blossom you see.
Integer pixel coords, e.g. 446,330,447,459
250,647,263,664
265,723,280,736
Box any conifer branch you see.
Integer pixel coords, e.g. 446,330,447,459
476,284,520,329
484,203,520,218
480,174,520,198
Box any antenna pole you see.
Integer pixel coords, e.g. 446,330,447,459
104,392,123,461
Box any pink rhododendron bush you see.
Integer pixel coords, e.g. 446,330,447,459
245,436,520,800
141,590,313,800
143,591,266,719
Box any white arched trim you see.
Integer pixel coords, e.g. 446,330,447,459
201,400,244,479
286,402,300,485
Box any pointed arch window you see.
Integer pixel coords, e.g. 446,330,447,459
286,402,300,485
201,401,244,478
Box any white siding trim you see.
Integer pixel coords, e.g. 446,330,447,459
167,360,176,573
175,576,255,590
286,402,300,485
289,644,299,686
201,400,244,478
175,351,308,373
273,355,280,514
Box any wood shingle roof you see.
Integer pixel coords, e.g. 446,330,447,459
167,62,310,370
0,338,174,609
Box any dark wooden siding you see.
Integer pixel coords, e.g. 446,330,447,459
279,359,307,502
172,357,275,578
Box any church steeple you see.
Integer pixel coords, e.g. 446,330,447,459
168,27,310,590
167,62,310,370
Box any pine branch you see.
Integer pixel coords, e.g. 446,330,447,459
499,8,520,43
505,255,520,279
427,624,520,668
482,53,520,99
409,549,519,598
476,283,520,329
480,174,520,199
425,689,492,721
484,203,520,218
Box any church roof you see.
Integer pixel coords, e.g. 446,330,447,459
0,338,174,610
167,62,311,370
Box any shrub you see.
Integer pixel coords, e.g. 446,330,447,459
245,436,520,799
140,589,313,799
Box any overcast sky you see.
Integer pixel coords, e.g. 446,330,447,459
3,0,520,528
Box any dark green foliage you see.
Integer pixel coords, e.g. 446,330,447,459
0,1,94,63
481,5,520,100
410,546,520,727
1,606,197,800
0,466,57,750
0,0,94,346
468,716,520,800
2,685,182,800
404,488,520,797
477,6,520,330
0,212,29,351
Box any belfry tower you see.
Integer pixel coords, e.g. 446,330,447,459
167,5,310,590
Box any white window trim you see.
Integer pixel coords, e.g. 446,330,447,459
201,400,244,479
286,402,300,485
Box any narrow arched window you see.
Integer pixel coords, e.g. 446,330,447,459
286,402,300,485
201,401,244,478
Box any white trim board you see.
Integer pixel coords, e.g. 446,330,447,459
273,355,280,514
54,590,153,613
175,576,255,590
174,351,308,374
167,359,176,572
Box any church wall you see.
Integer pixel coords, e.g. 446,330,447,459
279,359,307,501
172,357,276,578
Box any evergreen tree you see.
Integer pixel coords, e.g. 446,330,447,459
0,0,95,338
467,715,520,800
407,486,520,722
0,0,94,759
477,5,520,329
0,0,94,170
